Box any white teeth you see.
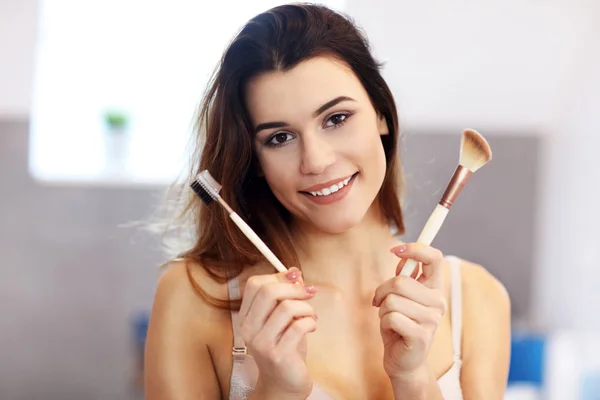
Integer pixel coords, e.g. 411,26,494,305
308,175,354,197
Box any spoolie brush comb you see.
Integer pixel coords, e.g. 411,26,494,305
191,170,288,273
399,129,492,277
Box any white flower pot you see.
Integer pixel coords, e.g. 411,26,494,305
104,129,130,175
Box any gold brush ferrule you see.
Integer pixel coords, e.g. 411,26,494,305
439,165,473,209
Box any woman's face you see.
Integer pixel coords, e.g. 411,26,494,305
245,56,388,234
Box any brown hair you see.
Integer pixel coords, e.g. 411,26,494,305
163,3,405,308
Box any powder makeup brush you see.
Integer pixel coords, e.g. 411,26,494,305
191,170,288,273
399,129,492,277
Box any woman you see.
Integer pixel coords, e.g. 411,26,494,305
144,3,511,399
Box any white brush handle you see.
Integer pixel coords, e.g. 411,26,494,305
229,212,288,273
399,204,449,277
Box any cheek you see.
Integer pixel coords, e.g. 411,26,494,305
347,122,387,170
372,137,388,180
257,151,298,195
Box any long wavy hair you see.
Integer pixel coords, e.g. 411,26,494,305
159,3,406,309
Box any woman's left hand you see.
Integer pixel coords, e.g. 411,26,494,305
372,243,447,382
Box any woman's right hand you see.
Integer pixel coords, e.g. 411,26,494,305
239,267,318,399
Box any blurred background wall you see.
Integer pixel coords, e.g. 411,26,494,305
1,0,599,399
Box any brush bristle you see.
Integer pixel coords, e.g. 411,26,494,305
459,129,492,172
190,170,222,205
190,180,214,205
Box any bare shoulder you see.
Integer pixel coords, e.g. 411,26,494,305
144,260,230,399
455,258,511,397
459,258,511,316
154,259,229,314
150,260,231,336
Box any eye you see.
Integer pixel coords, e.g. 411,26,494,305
324,112,351,128
265,131,295,147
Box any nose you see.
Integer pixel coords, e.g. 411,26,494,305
299,132,336,175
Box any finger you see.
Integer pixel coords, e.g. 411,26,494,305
417,257,448,291
391,243,444,289
239,267,304,318
242,282,316,338
378,293,443,326
260,300,316,344
275,316,317,355
373,275,445,311
380,311,421,340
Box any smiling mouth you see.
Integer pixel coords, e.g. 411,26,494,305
301,172,359,197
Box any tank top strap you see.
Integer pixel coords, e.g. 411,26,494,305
227,277,247,362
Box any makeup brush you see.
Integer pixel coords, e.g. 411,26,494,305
399,129,492,277
191,170,288,273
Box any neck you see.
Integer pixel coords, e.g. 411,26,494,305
289,207,402,291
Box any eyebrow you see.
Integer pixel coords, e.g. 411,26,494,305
254,95,356,134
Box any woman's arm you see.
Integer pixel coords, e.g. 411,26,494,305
460,261,511,399
144,262,222,400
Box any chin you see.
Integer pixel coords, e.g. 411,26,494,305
307,209,367,234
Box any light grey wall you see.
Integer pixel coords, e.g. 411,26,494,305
0,119,540,399
0,119,164,400
0,0,38,117
400,131,541,320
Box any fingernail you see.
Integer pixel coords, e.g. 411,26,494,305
305,285,317,294
285,267,300,281
372,297,377,307
392,245,406,254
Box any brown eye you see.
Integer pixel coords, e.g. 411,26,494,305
266,132,295,147
324,112,351,128
274,133,288,143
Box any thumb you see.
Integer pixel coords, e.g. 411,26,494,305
417,261,443,290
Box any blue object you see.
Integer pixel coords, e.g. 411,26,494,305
508,332,546,387
581,370,600,400
132,312,150,349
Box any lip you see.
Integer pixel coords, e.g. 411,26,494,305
300,173,357,193
301,173,358,206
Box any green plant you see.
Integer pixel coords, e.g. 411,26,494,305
104,110,129,131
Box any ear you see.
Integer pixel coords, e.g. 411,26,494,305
377,114,388,136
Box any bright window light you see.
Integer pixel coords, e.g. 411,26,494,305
29,0,345,186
